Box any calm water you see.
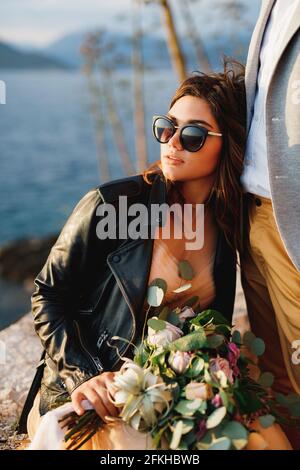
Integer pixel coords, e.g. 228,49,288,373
0,69,179,243
0,69,178,327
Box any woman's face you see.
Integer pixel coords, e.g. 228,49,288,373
160,95,223,182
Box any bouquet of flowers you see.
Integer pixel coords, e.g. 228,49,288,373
60,266,300,451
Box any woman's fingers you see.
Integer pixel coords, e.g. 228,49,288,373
71,392,86,416
95,376,119,417
84,388,111,422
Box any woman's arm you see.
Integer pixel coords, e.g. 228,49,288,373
32,188,105,396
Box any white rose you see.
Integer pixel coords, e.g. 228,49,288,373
147,319,183,348
168,351,191,374
178,306,196,322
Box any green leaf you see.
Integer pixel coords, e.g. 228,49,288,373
147,318,166,331
191,309,230,327
233,390,263,413
205,334,224,349
243,331,256,348
175,400,202,417
259,414,275,428
206,406,227,429
167,311,181,326
223,421,248,446
185,357,205,378
258,372,274,388
289,402,300,417
148,278,167,294
158,306,170,321
232,330,242,345
250,337,265,356
147,285,164,307
184,296,199,308
170,420,184,450
173,283,192,293
178,260,194,280
168,329,206,352
219,390,229,409
207,437,231,450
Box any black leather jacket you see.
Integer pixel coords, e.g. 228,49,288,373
18,173,236,432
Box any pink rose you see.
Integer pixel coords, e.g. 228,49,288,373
168,351,191,374
147,319,183,348
178,306,196,322
211,393,223,408
209,356,234,385
227,343,240,378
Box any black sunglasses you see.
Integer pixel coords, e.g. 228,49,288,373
152,115,222,152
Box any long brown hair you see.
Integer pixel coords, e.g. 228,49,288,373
143,58,246,254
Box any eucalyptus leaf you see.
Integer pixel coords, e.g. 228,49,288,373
149,278,168,294
173,283,192,294
258,372,274,388
147,318,166,332
167,311,181,326
259,414,275,428
207,437,231,450
178,260,194,280
232,330,242,345
158,306,170,321
205,334,224,349
250,337,265,356
243,331,256,348
206,406,227,429
147,285,164,307
170,420,184,450
289,402,300,417
223,421,248,444
168,329,206,352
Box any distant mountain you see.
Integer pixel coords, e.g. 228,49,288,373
42,29,251,71
0,41,72,69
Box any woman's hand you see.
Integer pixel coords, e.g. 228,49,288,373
71,372,119,422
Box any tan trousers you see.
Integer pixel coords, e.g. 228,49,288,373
241,194,300,448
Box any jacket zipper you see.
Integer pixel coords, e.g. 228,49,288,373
108,266,136,365
73,320,103,373
97,329,110,350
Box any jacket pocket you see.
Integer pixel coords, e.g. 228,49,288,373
77,273,114,316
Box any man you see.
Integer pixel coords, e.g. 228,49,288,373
241,0,300,448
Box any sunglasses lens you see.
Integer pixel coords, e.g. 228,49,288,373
181,127,206,152
153,118,174,143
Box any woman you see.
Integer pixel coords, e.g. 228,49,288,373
19,59,290,449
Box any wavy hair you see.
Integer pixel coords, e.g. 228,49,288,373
142,58,246,254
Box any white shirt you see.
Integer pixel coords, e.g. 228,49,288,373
241,0,299,198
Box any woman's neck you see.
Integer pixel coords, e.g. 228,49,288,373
177,175,216,205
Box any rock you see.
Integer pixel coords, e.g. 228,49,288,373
0,234,58,284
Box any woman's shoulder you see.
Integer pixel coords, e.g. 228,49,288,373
95,173,148,204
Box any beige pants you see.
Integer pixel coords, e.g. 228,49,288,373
27,391,41,442
241,194,300,448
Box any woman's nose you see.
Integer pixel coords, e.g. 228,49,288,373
168,129,183,150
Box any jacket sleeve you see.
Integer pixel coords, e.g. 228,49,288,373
31,188,104,395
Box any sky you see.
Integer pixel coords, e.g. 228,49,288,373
0,0,261,48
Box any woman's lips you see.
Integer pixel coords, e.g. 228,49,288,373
165,155,184,165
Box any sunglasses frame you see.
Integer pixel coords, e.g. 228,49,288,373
152,114,222,152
